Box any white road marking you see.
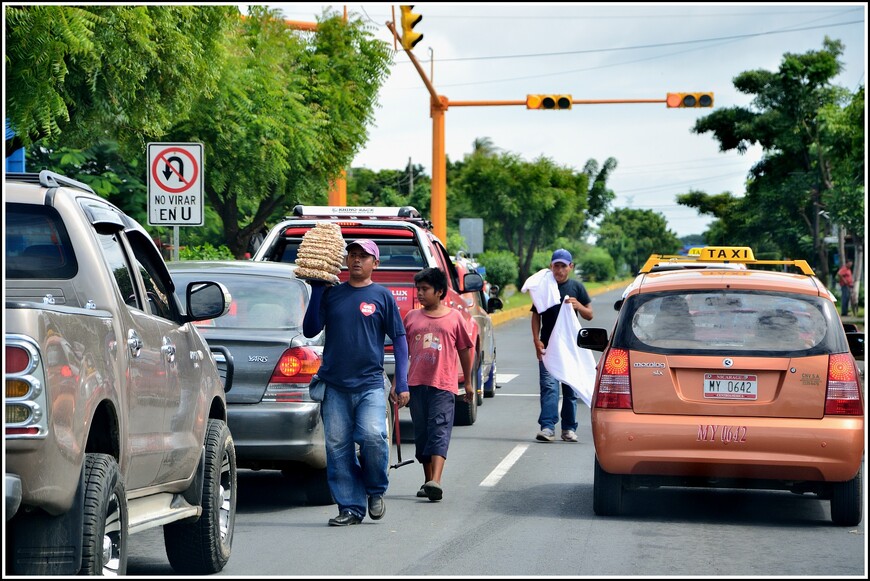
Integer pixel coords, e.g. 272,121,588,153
496,373,518,383
480,444,529,488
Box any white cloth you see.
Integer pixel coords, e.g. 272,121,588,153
521,268,560,313
542,296,597,407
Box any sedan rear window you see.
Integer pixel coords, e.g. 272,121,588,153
622,290,841,356
172,273,307,330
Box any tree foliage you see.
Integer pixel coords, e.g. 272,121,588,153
596,208,681,274
452,150,590,284
688,38,862,283
163,7,393,256
6,5,235,157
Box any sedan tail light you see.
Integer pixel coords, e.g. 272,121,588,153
595,348,632,409
824,353,863,415
263,346,322,403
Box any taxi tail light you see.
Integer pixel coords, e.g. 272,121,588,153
263,346,322,403
595,348,632,409
824,354,863,416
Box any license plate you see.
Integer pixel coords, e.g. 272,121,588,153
703,373,757,400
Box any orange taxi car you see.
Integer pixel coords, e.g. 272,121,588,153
577,247,864,526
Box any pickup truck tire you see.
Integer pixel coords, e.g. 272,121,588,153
454,358,480,426
80,453,128,575
164,419,237,574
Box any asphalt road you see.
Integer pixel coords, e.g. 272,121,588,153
127,285,866,577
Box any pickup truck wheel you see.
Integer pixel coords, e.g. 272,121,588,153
454,358,480,426
80,453,128,575
830,466,862,526
164,419,237,574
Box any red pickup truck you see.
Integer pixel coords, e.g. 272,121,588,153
252,205,486,425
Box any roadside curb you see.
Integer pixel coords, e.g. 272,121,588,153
491,279,628,327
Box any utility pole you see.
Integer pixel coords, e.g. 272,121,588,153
408,156,413,198
387,16,712,243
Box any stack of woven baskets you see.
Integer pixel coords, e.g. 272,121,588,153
294,222,345,284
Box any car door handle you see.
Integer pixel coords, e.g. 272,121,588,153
127,329,143,357
161,337,176,363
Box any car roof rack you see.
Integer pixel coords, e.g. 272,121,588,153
287,205,432,229
5,170,95,194
640,246,815,275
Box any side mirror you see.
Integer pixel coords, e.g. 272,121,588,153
462,272,484,293
613,299,624,311
486,297,504,313
186,281,231,322
577,328,609,352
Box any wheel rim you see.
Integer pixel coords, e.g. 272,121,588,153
219,450,233,542
102,491,123,575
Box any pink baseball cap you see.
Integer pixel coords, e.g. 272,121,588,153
346,239,380,260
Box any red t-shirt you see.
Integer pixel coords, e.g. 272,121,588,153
403,308,473,394
837,265,854,287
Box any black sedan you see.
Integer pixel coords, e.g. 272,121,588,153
168,260,336,503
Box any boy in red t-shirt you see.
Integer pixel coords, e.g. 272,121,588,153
402,267,474,501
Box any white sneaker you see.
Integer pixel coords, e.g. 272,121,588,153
536,428,555,442
561,430,578,442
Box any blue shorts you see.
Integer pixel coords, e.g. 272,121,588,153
408,385,455,462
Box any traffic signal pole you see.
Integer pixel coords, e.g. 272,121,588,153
387,20,712,241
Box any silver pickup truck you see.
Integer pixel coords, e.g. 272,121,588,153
5,171,236,575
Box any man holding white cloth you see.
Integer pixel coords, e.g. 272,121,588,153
527,249,593,442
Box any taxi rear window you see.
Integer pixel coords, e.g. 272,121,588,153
616,290,845,356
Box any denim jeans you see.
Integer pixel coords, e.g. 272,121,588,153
538,360,578,432
321,386,389,519
841,285,852,316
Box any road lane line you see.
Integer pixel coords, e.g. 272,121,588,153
480,444,529,487
495,373,518,383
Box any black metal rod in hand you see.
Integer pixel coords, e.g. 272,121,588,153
391,398,414,469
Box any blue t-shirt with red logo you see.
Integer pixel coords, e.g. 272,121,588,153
318,282,405,392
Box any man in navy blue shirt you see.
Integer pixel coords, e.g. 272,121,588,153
304,239,409,526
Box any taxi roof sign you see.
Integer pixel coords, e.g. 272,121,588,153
640,246,815,275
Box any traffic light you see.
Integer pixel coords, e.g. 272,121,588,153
666,92,714,108
526,94,572,110
400,5,423,51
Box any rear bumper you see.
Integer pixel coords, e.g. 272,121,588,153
592,410,864,482
228,402,326,469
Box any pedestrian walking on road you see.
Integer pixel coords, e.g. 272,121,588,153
529,249,593,443
403,267,474,502
303,239,410,526
837,259,854,317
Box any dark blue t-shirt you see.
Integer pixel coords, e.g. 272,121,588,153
531,278,591,347
318,282,405,392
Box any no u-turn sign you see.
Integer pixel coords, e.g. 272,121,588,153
148,142,204,226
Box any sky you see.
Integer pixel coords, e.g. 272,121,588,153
265,2,866,238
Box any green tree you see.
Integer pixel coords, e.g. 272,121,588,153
690,37,859,282
5,5,235,157
453,151,590,285
819,86,864,299
597,208,681,274
162,7,392,257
